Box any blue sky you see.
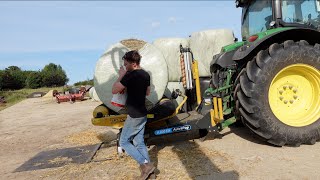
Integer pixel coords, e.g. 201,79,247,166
0,1,242,84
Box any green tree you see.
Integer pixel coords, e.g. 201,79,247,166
1,70,15,90
26,71,42,89
23,70,35,79
41,63,69,87
1,66,25,90
0,70,3,90
74,79,94,86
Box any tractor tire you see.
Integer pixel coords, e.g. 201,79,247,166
236,40,320,146
233,68,246,126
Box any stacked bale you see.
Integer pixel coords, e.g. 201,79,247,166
153,38,189,82
189,29,235,77
153,38,189,106
152,29,234,105
94,29,235,114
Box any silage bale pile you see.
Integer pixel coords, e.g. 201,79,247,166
94,29,235,113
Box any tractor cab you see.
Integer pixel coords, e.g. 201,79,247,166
237,0,320,41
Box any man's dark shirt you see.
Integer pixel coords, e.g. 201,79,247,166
120,69,150,118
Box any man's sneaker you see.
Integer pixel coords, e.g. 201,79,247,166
139,163,155,180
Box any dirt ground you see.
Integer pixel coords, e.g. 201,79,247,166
1,97,320,180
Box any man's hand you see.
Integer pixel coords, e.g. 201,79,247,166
119,66,127,78
112,66,127,94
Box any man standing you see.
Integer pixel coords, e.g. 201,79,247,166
112,50,155,180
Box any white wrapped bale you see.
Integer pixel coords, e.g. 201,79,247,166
89,87,101,101
94,43,128,112
163,82,185,107
153,38,189,82
94,40,168,113
139,43,169,106
189,29,235,77
89,87,94,98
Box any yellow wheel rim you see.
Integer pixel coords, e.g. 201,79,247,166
269,64,320,127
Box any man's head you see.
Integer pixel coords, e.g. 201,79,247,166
122,50,141,71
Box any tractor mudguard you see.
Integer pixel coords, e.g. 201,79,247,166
210,50,237,73
232,28,320,61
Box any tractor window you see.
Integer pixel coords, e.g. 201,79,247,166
242,0,273,40
282,0,320,29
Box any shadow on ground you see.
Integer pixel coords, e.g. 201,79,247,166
14,144,101,172
149,139,239,180
14,130,118,173
201,124,271,147
228,124,272,146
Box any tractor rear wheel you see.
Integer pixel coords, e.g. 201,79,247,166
236,40,320,146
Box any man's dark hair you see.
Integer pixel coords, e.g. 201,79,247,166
122,50,142,65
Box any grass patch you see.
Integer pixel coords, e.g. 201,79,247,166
0,87,64,111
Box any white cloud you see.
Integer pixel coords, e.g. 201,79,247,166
151,21,160,28
168,17,177,23
168,16,184,24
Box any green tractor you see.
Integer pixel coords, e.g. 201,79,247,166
209,0,320,146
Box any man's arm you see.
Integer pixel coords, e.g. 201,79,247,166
146,86,151,96
112,66,126,94
112,81,125,94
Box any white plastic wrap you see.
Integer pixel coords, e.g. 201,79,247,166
139,43,168,106
94,43,129,112
189,29,235,77
89,87,101,102
89,87,94,98
94,42,168,113
153,38,189,81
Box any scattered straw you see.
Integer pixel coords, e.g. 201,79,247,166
39,163,94,179
120,39,146,50
48,156,73,165
64,129,114,146
40,140,239,179
33,162,44,167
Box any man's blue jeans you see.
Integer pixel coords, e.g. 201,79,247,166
119,115,150,165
